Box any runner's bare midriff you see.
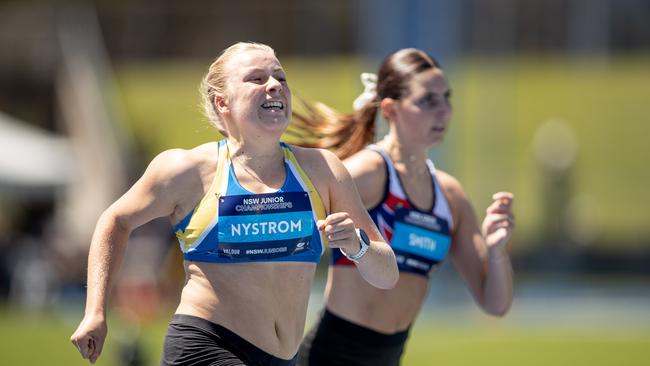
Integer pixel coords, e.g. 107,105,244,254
326,266,429,334
175,261,316,359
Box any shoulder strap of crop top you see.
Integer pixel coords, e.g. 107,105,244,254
175,140,229,251
425,159,454,230
281,142,328,224
367,144,405,200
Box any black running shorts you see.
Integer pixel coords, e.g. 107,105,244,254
297,309,410,366
161,314,298,366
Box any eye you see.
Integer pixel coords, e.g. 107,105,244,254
418,95,438,108
246,75,265,83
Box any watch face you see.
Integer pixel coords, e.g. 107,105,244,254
359,229,370,246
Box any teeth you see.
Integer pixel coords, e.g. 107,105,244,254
262,101,284,109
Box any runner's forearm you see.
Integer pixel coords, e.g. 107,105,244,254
84,210,132,316
482,247,513,316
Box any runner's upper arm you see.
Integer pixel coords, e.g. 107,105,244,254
320,149,383,240
104,149,199,231
438,172,487,301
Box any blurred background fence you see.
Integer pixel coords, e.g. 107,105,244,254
0,0,649,365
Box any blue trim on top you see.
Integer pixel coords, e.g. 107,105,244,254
174,208,194,232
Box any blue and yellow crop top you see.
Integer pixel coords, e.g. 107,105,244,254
174,140,327,263
332,144,454,277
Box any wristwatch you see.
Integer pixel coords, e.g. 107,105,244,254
341,228,370,263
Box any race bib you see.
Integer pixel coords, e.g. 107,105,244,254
392,208,451,262
217,192,315,260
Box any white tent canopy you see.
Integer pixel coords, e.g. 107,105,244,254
0,111,73,188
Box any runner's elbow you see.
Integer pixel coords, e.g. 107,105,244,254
371,262,399,290
483,300,512,317
97,207,134,234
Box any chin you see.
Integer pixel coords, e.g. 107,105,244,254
426,136,445,147
260,119,290,134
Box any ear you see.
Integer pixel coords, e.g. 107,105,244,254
214,95,229,115
380,97,397,121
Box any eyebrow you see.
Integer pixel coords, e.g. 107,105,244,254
420,89,451,99
244,67,284,73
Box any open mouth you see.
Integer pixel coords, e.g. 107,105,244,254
261,101,284,110
432,125,445,133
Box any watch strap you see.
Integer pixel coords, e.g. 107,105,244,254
341,228,370,262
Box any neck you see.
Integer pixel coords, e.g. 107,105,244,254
226,138,286,190
380,133,428,167
227,138,284,167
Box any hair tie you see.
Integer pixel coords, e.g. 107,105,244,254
352,72,378,111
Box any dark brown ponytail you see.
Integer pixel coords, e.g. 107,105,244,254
288,48,441,159
288,99,378,159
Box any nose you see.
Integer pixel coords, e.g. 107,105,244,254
266,76,282,94
437,100,452,120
